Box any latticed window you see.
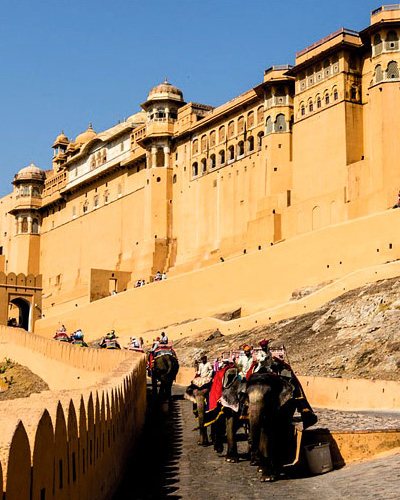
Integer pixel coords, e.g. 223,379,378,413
238,116,244,133
210,130,216,147
275,114,286,131
257,106,264,124
266,116,273,134
219,126,225,143
228,121,235,138
374,34,383,55
201,135,207,152
387,61,399,79
375,64,383,83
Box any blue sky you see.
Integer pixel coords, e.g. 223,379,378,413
0,0,381,196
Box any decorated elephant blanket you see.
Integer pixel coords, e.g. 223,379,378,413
149,346,178,369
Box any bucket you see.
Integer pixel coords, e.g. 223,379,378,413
304,442,333,474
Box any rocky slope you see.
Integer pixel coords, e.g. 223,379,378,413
173,277,400,381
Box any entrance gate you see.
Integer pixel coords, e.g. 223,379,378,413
0,272,42,331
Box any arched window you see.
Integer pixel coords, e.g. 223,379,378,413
156,107,166,119
308,100,313,112
386,31,399,51
374,34,383,55
333,88,338,100
32,186,40,197
210,154,216,169
332,55,339,73
23,186,30,197
375,64,383,83
350,86,358,100
201,158,207,174
104,190,109,204
192,162,198,177
83,201,89,214
219,126,225,143
257,106,264,124
90,156,96,169
237,141,244,157
201,135,207,152
247,111,254,128
266,116,273,134
72,206,77,218
21,217,28,233
316,95,322,108
299,72,306,90
219,150,225,165
32,218,39,234
94,195,99,208
192,139,198,155
228,145,235,161
210,130,216,147
387,61,399,79
102,149,107,164
238,116,245,133
96,152,101,166
275,114,286,131
247,136,254,152
228,121,235,138
274,87,286,105
325,92,330,105
300,103,305,116
257,131,264,149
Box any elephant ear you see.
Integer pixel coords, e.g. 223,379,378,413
278,379,294,408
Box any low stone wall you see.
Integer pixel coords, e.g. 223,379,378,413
0,326,147,499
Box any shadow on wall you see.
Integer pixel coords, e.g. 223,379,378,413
1,362,146,499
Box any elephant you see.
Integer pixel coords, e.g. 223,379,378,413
151,351,179,402
185,380,214,446
246,372,297,482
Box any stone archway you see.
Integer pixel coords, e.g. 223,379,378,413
9,297,31,331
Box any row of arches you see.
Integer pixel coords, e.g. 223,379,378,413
15,185,42,198
372,31,400,57
372,61,399,84
298,56,340,92
192,106,264,155
192,133,264,177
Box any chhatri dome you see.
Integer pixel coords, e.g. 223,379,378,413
75,123,97,145
146,78,184,102
15,162,46,182
52,131,69,148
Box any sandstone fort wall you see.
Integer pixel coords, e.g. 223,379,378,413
0,326,147,499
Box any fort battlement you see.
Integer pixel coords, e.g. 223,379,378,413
0,326,146,499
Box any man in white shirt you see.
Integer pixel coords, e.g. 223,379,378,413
196,355,214,379
237,345,254,380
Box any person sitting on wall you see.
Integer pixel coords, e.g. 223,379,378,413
154,271,162,281
134,279,142,288
162,272,167,280
393,190,400,208
160,331,168,345
141,280,146,286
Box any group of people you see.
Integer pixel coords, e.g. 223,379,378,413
150,331,169,351
154,271,167,282
134,279,146,288
127,336,144,350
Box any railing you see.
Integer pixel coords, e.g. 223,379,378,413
264,64,293,75
296,28,360,58
372,4,400,15
43,171,67,196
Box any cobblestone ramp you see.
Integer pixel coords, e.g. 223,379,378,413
116,385,400,500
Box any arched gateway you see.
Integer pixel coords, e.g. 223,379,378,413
0,272,42,331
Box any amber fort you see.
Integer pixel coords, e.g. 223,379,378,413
0,4,400,499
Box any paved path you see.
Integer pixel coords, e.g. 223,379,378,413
116,386,400,499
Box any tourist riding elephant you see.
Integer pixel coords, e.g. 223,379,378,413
185,379,213,446
151,350,179,402
246,372,296,482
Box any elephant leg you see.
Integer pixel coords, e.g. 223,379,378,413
225,409,238,462
152,373,158,399
211,416,224,454
248,400,263,466
258,425,278,482
196,394,209,446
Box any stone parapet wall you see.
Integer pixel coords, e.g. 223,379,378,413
0,326,147,499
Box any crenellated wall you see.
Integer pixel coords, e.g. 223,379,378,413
0,326,147,499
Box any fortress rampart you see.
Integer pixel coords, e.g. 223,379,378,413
0,326,147,499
